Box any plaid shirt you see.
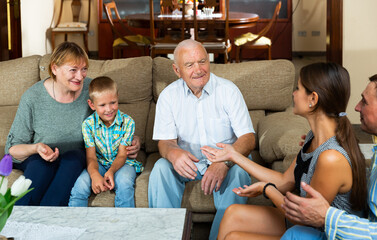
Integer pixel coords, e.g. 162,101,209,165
82,110,143,173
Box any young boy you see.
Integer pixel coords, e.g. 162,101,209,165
69,76,143,207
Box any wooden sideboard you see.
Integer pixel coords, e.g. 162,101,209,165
97,0,292,60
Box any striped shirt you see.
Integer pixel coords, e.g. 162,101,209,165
325,143,377,240
82,110,143,173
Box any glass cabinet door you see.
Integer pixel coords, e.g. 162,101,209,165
230,0,288,19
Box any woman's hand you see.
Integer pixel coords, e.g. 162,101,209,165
232,182,266,198
127,135,141,159
201,143,236,163
36,143,59,162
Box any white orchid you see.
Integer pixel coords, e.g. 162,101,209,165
11,175,32,197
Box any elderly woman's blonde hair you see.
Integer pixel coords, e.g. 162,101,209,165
48,42,89,80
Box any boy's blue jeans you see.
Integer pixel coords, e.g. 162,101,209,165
69,163,136,207
148,158,251,240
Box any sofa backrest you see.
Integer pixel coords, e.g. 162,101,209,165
0,54,295,160
145,57,295,153
0,55,42,157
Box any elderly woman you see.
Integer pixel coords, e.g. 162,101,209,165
6,42,139,206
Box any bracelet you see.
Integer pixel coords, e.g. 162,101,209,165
224,160,235,168
263,182,277,200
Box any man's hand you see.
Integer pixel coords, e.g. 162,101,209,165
104,170,115,190
36,143,59,162
169,148,199,180
91,172,108,194
281,182,329,227
127,135,141,159
201,162,228,195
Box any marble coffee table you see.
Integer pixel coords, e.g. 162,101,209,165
2,206,191,240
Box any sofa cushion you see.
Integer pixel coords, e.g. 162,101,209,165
39,55,50,80
152,57,295,111
135,152,161,208
145,102,158,153
249,110,265,150
87,57,153,104
152,57,178,102
271,154,298,173
211,60,295,111
0,55,41,106
258,110,310,163
119,102,150,148
0,106,18,157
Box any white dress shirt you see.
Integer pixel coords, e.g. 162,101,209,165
153,73,254,174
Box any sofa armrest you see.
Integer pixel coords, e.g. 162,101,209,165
257,111,310,164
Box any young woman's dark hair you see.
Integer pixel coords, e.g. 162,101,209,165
300,62,367,211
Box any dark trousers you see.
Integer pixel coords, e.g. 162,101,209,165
13,149,86,206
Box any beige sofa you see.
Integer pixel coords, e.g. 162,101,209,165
1,55,309,223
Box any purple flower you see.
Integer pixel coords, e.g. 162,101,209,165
0,154,12,176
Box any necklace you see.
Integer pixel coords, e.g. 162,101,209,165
52,80,75,102
52,80,56,100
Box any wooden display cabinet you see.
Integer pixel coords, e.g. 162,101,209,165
97,0,292,60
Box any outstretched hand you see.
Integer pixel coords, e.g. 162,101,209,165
281,182,329,227
232,182,265,198
201,143,235,163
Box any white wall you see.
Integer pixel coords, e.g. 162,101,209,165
21,0,98,57
292,0,326,52
344,0,377,123
21,0,54,56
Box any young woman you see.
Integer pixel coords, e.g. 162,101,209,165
201,62,367,240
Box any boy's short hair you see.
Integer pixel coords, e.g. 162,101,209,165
89,76,118,101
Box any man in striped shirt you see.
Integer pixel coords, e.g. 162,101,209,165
280,74,377,240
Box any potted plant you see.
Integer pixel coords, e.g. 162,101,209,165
0,154,33,234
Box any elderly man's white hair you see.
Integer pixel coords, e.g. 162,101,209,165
173,39,207,64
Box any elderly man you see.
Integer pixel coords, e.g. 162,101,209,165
281,74,377,240
148,39,255,239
